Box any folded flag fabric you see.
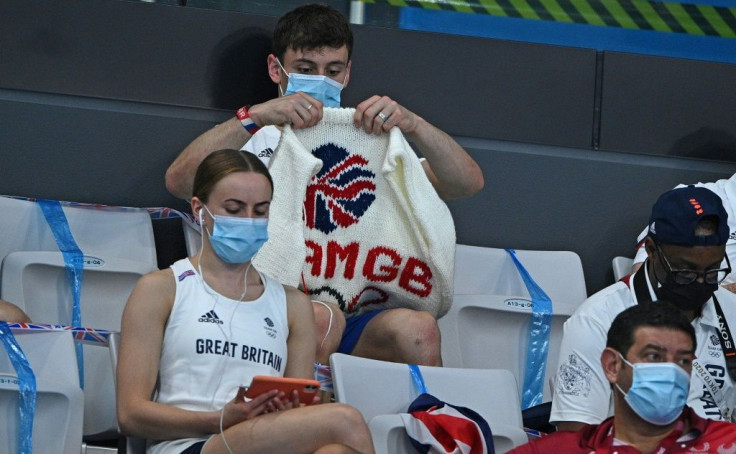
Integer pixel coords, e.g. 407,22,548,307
254,107,456,318
401,393,495,454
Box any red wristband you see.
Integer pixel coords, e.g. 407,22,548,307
236,106,260,135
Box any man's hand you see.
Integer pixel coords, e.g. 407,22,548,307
249,93,323,129
354,95,419,136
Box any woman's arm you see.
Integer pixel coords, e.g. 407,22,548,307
116,269,221,439
283,286,318,380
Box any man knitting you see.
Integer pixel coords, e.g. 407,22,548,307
165,4,483,367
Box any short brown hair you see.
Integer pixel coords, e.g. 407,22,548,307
272,3,353,62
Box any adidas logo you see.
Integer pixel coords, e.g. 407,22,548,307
198,310,224,325
258,148,274,158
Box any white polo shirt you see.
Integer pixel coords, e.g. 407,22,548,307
550,264,736,425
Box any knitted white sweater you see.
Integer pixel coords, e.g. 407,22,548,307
253,108,455,318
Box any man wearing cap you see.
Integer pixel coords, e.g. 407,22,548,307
551,186,736,432
631,175,736,292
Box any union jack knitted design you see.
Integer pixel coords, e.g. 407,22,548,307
253,107,455,317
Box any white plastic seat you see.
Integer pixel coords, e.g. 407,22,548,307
330,353,528,454
0,329,84,454
108,332,147,454
439,245,587,403
182,216,202,257
1,251,155,439
0,196,158,440
0,196,157,266
612,256,634,281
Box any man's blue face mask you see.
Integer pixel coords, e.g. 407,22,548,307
615,353,690,426
278,59,346,108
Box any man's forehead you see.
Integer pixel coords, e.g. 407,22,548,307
659,242,726,267
631,326,693,352
284,46,349,63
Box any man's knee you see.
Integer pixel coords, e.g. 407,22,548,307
397,309,441,360
368,308,441,366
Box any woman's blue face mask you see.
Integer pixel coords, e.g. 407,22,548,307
277,59,346,108
202,205,268,264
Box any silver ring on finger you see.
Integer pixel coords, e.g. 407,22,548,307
377,112,389,122
306,104,313,111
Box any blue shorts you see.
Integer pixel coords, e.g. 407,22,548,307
181,441,205,454
337,309,386,354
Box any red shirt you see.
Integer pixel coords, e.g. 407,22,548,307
510,408,736,453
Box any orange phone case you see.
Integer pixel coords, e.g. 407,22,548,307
243,376,320,405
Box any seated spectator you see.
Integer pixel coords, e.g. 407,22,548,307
116,149,373,454
551,186,736,431
0,299,31,323
631,174,736,292
510,301,736,453
164,4,484,368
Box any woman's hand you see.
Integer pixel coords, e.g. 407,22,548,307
267,389,322,412
220,387,280,430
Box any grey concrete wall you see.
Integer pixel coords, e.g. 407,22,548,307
2,0,736,293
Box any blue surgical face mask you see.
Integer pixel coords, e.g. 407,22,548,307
202,205,268,264
278,59,346,108
615,353,690,425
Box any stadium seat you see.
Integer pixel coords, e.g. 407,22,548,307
0,196,157,441
182,216,201,257
1,251,154,440
612,256,634,281
108,332,147,454
0,196,157,266
330,353,528,453
439,244,587,403
0,328,84,454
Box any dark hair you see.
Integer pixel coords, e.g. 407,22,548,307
606,301,696,356
272,3,353,62
192,149,273,203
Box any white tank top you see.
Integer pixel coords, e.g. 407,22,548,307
148,258,289,454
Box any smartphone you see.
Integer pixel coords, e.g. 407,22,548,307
243,375,320,405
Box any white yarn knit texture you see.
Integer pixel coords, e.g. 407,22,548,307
253,107,455,318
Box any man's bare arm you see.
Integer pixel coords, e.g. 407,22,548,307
165,118,250,200
165,93,323,200
354,95,484,200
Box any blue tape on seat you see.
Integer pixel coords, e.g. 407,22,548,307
0,322,37,454
505,249,553,409
409,364,428,395
38,199,85,389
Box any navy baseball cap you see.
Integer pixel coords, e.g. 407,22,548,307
648,186,729,247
